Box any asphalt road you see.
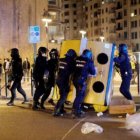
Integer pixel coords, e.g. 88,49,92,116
0,100,140,140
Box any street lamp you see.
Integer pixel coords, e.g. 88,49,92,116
79,30,86,38
42,9,52,48
100,36,105,42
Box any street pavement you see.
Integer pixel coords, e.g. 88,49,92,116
0,73,140,140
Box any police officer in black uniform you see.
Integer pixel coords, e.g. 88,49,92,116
53,49,77,116
7,48,28,106
32,47,48,110
72,49,96,118
40,48,59,109
114,44,133,102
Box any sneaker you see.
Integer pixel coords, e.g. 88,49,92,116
22,99,29,104
72,110,86,119
53,112,64,117
60,109,66,114
7,102,14,106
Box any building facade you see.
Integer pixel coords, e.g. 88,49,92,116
61,0,86,40
85,0,140,51
0,0,48,62
62,0,140,51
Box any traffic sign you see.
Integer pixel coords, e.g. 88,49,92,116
29,26,40,43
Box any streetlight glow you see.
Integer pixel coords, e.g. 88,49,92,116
79,30,86,38
100,36,105,42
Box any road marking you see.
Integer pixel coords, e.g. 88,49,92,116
61,117,86,140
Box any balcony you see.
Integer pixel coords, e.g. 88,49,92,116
116,16,123,20
116,5,122,10
116,27,123,31
48,4,61,12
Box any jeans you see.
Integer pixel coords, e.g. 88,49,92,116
10,80,27,103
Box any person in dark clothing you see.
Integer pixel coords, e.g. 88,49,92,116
72,49,96,118
40,48,59,109
22,57,30,82
32,46,48,110
0,58,2,78
53,49,77,116
114,44,134,103
7,48,28,106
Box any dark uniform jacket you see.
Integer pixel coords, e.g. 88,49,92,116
56,57,75,87
73,56,96,85
33,56,48,82
114,53,132,78
47,59,59,87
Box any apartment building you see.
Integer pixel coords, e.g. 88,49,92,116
61,0,86,39
87,0,140,51
0,0,48,60
48,0,63,44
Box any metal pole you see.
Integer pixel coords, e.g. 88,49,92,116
5,72,8,97
31,69,34,96
33,43,37,63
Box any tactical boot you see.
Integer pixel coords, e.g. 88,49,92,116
32,102,39,110
40,103,46,110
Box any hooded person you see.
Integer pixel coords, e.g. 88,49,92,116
7,48,28,106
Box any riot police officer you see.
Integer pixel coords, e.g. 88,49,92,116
53,49,77,116
72,49,96,118
7,48,28,106
40,48,59,109
32,46,48,110
114,44,133,102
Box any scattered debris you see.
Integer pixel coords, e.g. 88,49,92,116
97,112,103,117
81,122,103,134
125,113,140,132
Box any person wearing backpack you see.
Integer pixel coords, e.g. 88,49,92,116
32,46,48,110
40,48,59,109
53,49,77,116
72,49,97,118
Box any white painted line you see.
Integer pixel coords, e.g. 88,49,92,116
61,117,87,140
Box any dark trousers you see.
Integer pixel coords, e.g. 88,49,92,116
33,81,46,103
10,80,27,103
73,83,86,114
55,83,69,113
41,84,52,104
120,75,132,100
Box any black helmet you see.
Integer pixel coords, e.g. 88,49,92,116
38,46,48,56
119,44,128,54
49,49,59,59
82,49,92,60
10,48,19,58
65,49,77,59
